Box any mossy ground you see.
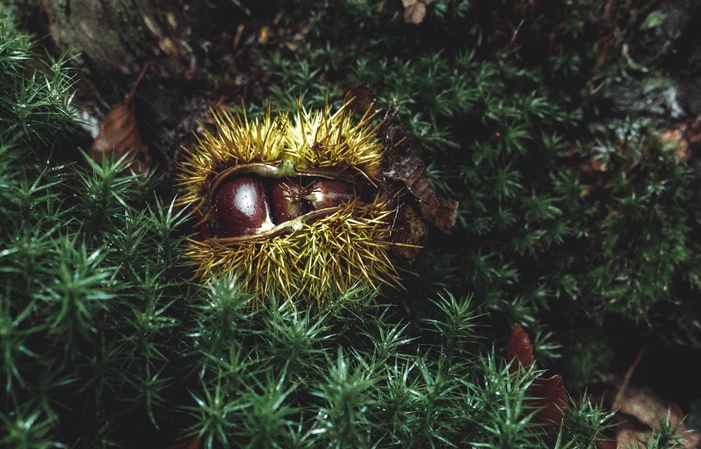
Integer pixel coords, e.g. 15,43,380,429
3,0,701,447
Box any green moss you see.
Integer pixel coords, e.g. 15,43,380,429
257,0,701,396
560,330,614,391
3,0,700,446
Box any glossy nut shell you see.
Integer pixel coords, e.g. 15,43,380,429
270,178,311,224
305,179,355,210
214,175,274,237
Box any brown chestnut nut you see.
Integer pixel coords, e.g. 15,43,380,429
270,178,311,224
214,175,274,237
304,179,355,210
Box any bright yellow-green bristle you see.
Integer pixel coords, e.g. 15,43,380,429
175,106,287,212
283,102,383,179
183,198,400,305
176,101,401,305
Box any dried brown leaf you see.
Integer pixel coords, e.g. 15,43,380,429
380,124,458,235
89,63,152,177
341,83,458,258
530,374,568,438
344,81,379,116
389,202,429,259
401,0,436,24
613,385,701,449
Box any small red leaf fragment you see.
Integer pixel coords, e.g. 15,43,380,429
530,374,568,432
506,323,535,371
89,63,152,177
166,436,201,449
505,324,568,444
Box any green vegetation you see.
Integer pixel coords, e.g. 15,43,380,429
261,0,701,386
2,0,701,447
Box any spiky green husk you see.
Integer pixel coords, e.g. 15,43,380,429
184,198,400,305
176,102,384,218
176,101,399,304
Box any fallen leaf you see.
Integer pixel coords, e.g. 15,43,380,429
609,383,701,449
342,83,458,258
401,0,436,25
530,374,568,438
166,436,200,449
89,62,152,177
388,201,429,259
505,323,568,444
380,123,459,235
506,323,535,371
344,81,379,117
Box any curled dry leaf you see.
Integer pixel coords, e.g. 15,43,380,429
343,83,459,259
379,123,459,235
389,200,429,260
530,374,568,439
89,63,152,177
401,0,436,25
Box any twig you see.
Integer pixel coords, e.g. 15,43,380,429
612,342,649,411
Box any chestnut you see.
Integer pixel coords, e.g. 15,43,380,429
214,175,274,237
270,178,311,224
304,179,355,210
